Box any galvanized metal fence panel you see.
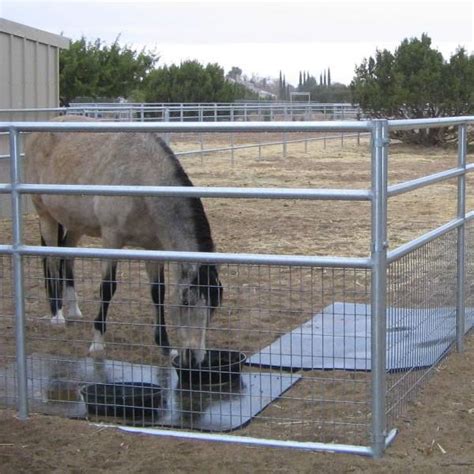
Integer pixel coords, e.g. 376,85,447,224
0,116,472,457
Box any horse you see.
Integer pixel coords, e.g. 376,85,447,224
24,115,222,366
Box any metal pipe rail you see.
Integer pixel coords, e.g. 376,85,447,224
175,133,367,158
387,217,465,263
388,165,474,197
0,244,372,269
0,120,371,133
0,131,368,162
0,183,371,201
389,116,474,130
0,102,362,123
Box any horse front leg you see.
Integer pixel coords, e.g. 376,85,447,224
89,260,118,356
63,258,83,318
146,262,171,356
62,230,83,318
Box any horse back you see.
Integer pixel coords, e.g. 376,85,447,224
24,116,214,252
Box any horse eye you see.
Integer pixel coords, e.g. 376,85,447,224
181,290,189,306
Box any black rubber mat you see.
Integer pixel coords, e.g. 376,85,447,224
0,353,300,432
246,302,473,371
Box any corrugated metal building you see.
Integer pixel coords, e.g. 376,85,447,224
0,18,70,216
0,18,70,117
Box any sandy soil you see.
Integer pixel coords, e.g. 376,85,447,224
1,134,473,472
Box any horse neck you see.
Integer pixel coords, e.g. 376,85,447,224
148,195,215,254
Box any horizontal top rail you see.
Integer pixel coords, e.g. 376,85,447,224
388,116,474,130
0,120,371,133
0,183,372,201
3,116,473,133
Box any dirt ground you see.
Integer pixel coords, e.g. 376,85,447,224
0,336,472,473
1,133,473,472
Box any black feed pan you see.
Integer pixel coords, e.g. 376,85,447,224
80,382,163,421
172,349,246,387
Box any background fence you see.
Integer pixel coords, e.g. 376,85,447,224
0,103,364,218
0,116,472,457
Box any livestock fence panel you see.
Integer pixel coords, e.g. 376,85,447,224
0,117,472,458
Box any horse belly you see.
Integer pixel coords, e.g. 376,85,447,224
42,195,102,238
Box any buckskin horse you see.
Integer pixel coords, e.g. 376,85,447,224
25,116,222,366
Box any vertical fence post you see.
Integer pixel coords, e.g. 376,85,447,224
9,127,28,420
163,108,170,145
370,119,389,458
230,133,235,166
199,133,204,164
456,124,467,352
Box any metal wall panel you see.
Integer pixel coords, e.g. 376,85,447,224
0,19,70,216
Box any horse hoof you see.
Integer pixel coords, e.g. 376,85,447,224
50,311,66,325
67,305,83,319
89,341,105,357
170,349,179,362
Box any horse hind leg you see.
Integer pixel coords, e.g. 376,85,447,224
89,259,118,356
40,217,66,325
64,259,82,318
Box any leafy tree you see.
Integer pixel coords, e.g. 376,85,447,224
226,66,243,80
351,34,474,144
296,70,350,102
60,36,158,104
140,61,256,103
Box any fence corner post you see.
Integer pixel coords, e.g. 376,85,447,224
370,119,389,458
456,124,467,352
9,126,28,420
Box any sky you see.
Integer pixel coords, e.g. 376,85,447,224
1,0,473,86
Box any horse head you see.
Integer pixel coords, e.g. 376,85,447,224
173,263,222,367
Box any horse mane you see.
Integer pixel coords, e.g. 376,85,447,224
154,135,216,254
153,136,222,308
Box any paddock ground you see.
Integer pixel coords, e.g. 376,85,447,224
1,135,473,472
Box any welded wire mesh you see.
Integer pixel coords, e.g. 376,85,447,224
465,219,474,333
0,256,14,405
386,229,458,430
0,254,374,445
